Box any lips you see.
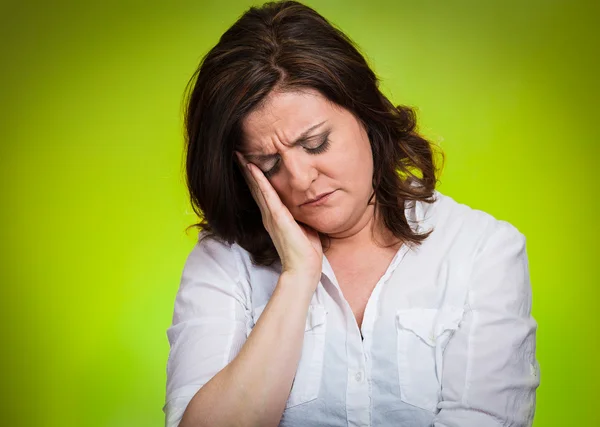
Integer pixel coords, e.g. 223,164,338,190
302,190,335,206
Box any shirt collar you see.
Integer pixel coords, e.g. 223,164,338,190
320,194,434,283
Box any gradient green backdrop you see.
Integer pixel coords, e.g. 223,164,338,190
1,1,598,426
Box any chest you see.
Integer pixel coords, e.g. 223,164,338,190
327,247,400,331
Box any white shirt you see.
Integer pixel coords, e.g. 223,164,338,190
163,189,540,427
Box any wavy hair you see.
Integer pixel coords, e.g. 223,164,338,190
182,0,444,266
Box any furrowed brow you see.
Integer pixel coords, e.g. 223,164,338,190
244,120,327,162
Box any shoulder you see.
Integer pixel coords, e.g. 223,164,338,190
417,189,525,252
410,191,531,311
187,230,265,282
408,190,526,277
183,230,244,281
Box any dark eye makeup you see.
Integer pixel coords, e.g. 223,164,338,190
262,133,331,179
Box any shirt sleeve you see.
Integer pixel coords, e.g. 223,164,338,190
163,233,250,427
433,221,540,427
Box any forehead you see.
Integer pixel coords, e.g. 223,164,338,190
241,88,336,150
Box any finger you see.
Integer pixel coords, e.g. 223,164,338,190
244,162,290,220
235,152,291,226
235,151,259,193
235,151,269,217
247,163,287,227
236,152,264,204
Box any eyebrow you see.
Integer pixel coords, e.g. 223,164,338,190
244,120,328,162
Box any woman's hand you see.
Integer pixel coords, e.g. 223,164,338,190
235,151,323,284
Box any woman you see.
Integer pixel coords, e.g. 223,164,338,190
164,1,540,426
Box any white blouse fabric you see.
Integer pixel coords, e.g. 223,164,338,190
163,190,540,427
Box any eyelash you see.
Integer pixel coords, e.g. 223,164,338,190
263,137,331,178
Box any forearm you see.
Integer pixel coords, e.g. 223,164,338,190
179,272,317,427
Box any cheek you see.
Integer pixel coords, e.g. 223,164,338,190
329,144,371,183
269,179,297,210
270,180,286,199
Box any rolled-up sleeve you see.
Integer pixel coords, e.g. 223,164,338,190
163,234,250,427
433,222,540,427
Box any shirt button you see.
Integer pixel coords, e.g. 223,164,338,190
355,371,363,382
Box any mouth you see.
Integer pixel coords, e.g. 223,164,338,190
301,190,336,207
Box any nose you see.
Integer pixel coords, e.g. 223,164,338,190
282,151,318,191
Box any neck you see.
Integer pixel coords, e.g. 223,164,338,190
321,204,401,256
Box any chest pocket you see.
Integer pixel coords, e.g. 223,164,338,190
251,303,328,409
395,307,464,412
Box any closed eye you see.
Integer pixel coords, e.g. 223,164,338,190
262,134,331,178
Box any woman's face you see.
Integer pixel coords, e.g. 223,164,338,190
239,88,375,237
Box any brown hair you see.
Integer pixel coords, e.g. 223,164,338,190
182,0,444,266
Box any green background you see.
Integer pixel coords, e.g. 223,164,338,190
1,0,597,426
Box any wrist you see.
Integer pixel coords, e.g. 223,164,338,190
278,270,320,300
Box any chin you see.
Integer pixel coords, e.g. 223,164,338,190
302,214,347,234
